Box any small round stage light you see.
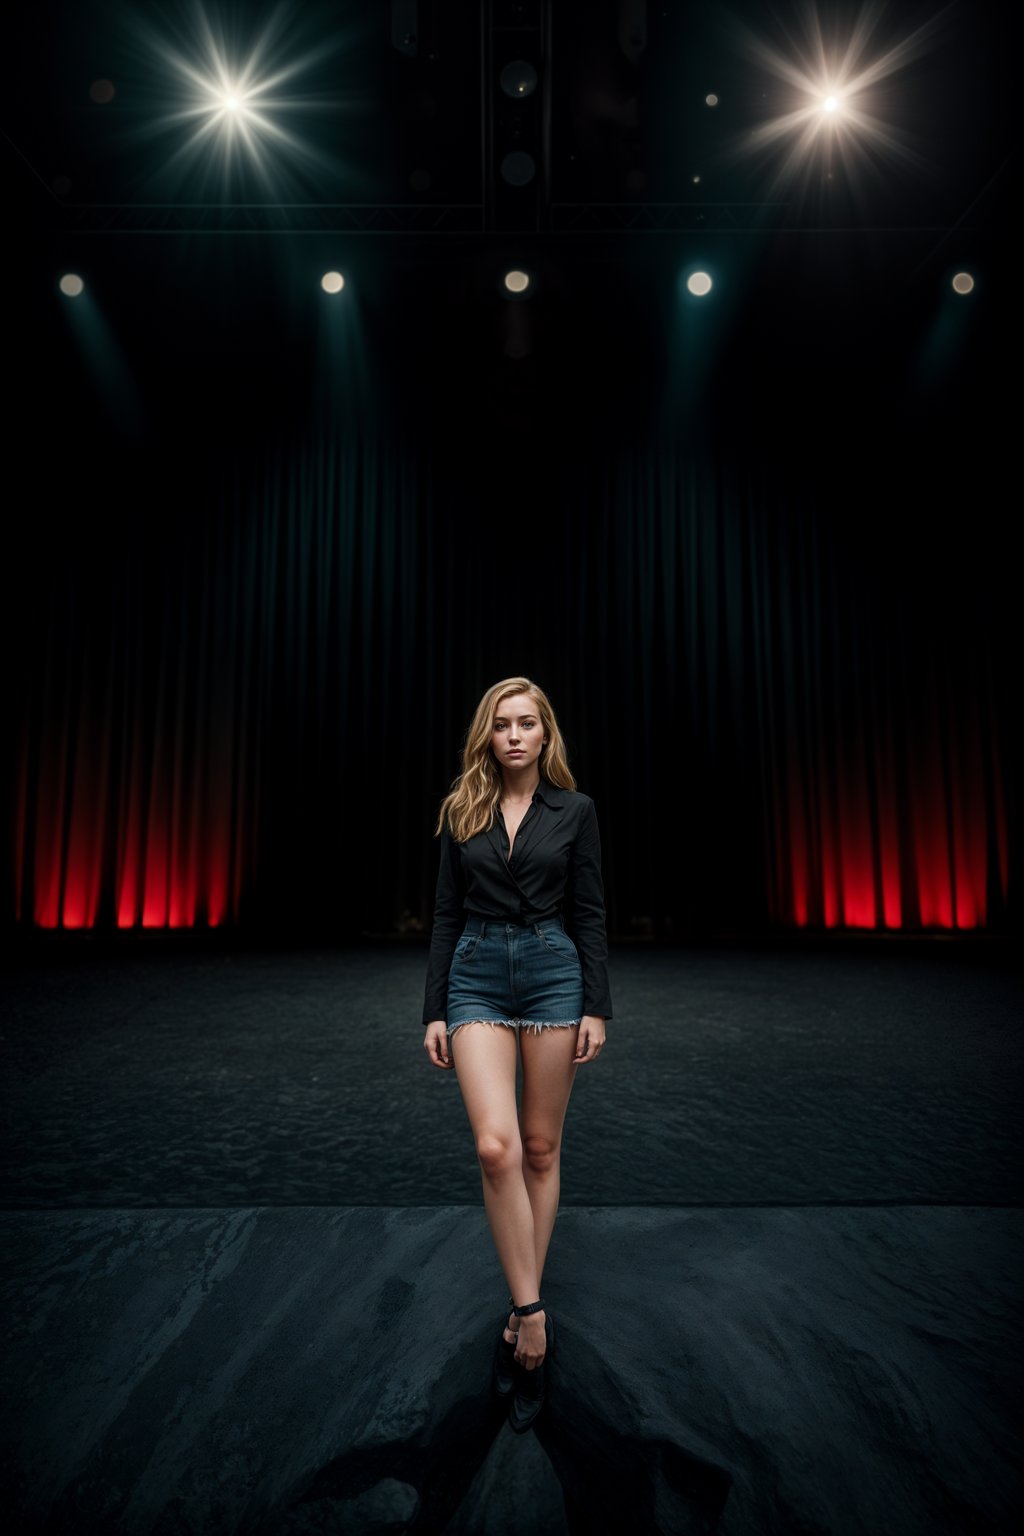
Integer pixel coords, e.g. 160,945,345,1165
951,272,974,295
321,272,345,294
686,272,713,297
504,270,530,294
500,61,538,99
59,274,85,297
501,151,535,186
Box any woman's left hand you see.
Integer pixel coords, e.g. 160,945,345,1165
573,1016,606,1064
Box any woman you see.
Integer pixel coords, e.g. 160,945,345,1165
421,677,612,1432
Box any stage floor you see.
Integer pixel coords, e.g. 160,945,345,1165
0,1202,1019,1534
2,935,1020,1207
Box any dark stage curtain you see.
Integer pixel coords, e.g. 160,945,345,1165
9,418,1015,938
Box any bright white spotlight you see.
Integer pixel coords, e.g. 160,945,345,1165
209,81,253,121
504,270,530,294
59,274,85,297
719,4,953,193
687,272,712,297
951,272,974,295
321,271,345,294
122,5,351,192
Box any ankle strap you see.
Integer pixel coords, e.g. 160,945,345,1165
512,1297,544,1317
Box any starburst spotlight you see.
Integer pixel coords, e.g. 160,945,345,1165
114,2,354,198
715,0,956,199
206,80,256,123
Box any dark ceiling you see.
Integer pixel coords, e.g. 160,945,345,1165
5,1,1014,464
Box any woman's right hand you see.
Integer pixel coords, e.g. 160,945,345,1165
423,1021,453,1069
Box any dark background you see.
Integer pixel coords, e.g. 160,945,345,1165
5,0,1017,943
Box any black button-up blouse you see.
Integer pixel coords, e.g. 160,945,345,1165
421,780,613,1027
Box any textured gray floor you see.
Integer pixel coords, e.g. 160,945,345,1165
1,937,1021,1533
0,1204,1019,1535
1,935,1020,1207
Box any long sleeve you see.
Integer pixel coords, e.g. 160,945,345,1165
421,822,466,1027
564,797,613,1021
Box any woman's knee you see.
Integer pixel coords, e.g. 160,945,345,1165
476,1131,523,1177
522,1132,560,1173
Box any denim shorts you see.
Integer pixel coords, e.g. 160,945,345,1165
446,915,584,1040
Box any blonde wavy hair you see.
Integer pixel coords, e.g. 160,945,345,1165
434,677,577,843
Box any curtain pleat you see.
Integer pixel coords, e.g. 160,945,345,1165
10,422,1015,935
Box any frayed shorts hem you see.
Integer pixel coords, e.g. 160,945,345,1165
447,1017,582,1039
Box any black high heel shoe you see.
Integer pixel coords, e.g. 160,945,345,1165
492,1293,519,1398
507,1298,554,1434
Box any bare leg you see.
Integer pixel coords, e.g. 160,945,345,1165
513,1022,582,1365
519,1023,581,1288
449,1022,545,1364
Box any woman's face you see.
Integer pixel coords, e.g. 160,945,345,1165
491,694,545,776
